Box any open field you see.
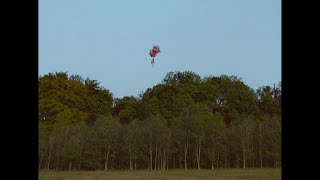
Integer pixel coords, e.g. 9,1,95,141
39,168,281,180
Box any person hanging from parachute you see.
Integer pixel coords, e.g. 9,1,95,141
149,45,161,67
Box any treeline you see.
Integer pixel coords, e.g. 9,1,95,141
39,71,281,171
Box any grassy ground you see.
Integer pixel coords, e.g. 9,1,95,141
39,168,281,180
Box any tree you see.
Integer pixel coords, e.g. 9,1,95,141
60,126,81,172
193,103,213,170
38,70,281,170
112,96,138,124
204,112,226,169
94,115,121,171
231,114,255,168
121,119,140,170
39,72,113,125
178,105,196,170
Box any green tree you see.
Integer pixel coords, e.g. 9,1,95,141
38,70,281,170
204,112,226,169
94,115,121,171
112,96,138,124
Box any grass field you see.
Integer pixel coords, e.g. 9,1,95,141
39,168,281,180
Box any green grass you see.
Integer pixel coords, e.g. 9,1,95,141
39,168,281,180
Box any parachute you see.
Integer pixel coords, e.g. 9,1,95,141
149,45,161,67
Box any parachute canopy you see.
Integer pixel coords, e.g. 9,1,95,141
149,45,161,67
149,45,161,58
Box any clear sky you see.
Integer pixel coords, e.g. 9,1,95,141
39,0,281,98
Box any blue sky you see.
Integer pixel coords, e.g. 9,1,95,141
39,0,281,98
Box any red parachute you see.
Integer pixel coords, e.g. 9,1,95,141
149,45,161,67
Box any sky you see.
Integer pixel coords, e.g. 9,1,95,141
39,0,281,98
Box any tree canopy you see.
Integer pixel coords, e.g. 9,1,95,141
39,71,281,171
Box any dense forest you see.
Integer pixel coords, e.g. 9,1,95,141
39,71,281,171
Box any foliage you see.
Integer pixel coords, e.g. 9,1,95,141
39,71,281,170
